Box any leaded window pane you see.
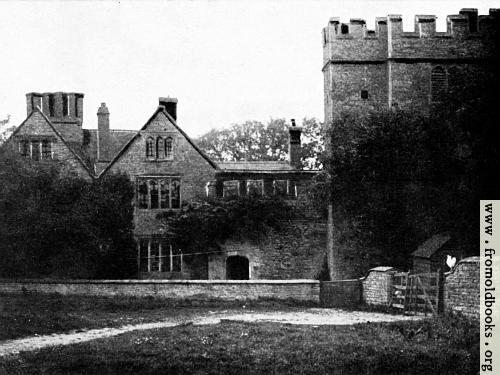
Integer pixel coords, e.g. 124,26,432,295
171,179,181,208
31,141,40,161
41,140,51,159
247,180,263,197
150,180,159,209
223,180,239,198
165,137,173,159
146,137,154,158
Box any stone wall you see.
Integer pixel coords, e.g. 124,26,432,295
0,279,320,303
361,266,397,306
443,256,479,318
208,220,327,280
320,279,361,307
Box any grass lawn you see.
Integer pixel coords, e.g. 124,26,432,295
0,292,306,341
0,314,478,375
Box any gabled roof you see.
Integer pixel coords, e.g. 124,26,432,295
8,108,95,179
412,233,451,258
98,106,218,177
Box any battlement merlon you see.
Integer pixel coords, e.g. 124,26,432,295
323,8,499,43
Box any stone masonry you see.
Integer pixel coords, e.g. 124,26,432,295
443,256,479,318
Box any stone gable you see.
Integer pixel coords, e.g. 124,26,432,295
10,110,93,180
106,109,217,236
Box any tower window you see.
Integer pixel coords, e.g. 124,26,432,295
361,90,369,99
431,66,447,103
341,24,349,34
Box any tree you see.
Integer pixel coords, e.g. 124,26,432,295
196,118,324,169
0,114,15,144
0,146,136,279
318,81,500,275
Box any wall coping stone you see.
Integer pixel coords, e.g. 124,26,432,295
0,279,319,285
445,256,479,277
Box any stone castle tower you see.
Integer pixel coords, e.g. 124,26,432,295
322,8,499,127
322,8,499,280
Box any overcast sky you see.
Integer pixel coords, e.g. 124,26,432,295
1,0,499,137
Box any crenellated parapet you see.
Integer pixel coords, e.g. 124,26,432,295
323,8,500,65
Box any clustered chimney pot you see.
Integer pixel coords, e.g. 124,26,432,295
159,97,178,121
97,102,111,162
288,119,302,169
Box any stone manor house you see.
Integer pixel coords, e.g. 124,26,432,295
7,93,324,280
5,8,498,282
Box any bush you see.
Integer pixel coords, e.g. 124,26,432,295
0,147,136,279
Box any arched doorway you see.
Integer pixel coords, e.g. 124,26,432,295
226,255,249,280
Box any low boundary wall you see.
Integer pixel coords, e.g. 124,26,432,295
0,279,320,303
443,257,479,318
320,279,361,307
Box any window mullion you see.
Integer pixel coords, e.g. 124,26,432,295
169,179,172,209
148,179,151,209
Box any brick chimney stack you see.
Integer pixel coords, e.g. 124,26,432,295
288,119,302,169
159,97,178,121
97,103,111,162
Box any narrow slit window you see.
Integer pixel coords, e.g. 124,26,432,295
431,66,447,103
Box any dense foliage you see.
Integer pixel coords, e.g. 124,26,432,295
196,118,324,169
320,71,500,272
0,148,136,279
157,196,296,255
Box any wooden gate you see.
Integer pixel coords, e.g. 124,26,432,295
391,271,442,315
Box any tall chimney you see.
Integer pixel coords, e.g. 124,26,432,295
159,97,178,121
288,119,302,169
26,93,43,115
97,103,111,161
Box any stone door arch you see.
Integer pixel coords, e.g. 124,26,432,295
226,255,249,280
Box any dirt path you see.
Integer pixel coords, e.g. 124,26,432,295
0,308,423,357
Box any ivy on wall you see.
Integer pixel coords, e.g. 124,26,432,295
156,196,296,255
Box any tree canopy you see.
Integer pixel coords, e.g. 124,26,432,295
195,118,324,170
0,147,136,279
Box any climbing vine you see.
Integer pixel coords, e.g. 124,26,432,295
157,196,296,255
